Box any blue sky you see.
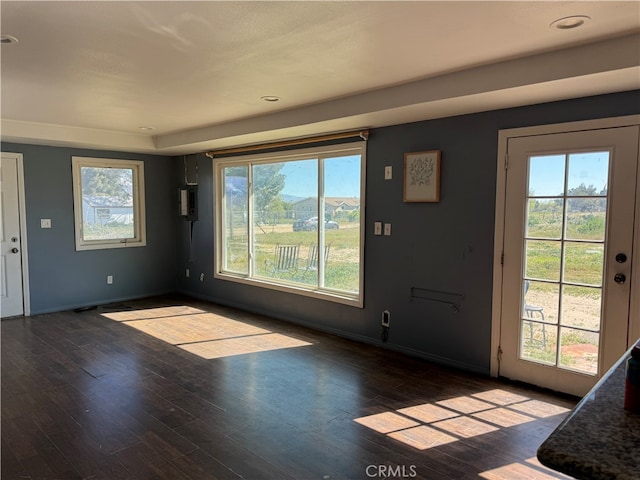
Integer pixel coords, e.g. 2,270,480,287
280,155,361,198
529,151,609,197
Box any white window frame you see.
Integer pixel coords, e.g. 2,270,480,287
72,156,146,251
214,142,366,307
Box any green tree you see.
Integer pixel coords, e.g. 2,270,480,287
224,163,286,234
253,163,286,222
224,164,286,216
82,167,132,205
568,183,598,196
262,197,287,226
567,183,606,212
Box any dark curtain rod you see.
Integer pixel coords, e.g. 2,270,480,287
205,129,369,158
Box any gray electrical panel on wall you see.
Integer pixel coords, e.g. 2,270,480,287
179,185,198,221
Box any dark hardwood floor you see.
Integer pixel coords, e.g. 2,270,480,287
1,295,576,480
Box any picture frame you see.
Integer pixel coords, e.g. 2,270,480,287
403,150,441,202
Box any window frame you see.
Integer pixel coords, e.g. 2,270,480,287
214,142,366,308
72,156,146,251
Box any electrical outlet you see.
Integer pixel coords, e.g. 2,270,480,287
200,273,205,282
384,223,392,236
40,218,52,228
382,310,390,326
374,221,382,235
186,268,190,278
107,275,113,285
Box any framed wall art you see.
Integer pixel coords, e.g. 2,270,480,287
403,150,441,202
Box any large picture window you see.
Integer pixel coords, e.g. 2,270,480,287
215,142,365,306
72,157,146,251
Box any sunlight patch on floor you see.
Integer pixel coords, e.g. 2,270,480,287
436,396,495,414
508,400,571,418
101,305,206,321
388,425,458,450
472,389,530,405
472,407,535,427
101,305,312,359
120,314,270,345
354,388,571,478
432,415,499,438
179,332,312,359
354,412,420,434
354,389,569,451
397,403,459,423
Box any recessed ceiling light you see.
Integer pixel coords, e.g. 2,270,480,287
550,15,591,30
261,96,280,102
138,126,155,131
1,35,19,45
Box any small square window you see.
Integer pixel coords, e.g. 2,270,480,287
72,157,146,251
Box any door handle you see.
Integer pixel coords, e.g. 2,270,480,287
614,273,626,284
615,253,627,263
11,248,19,254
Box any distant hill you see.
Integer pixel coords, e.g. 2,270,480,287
282,194,307,203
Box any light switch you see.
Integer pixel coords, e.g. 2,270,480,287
374,222,382,235
41,219,52,228
384,166,392,180
384,223,392,236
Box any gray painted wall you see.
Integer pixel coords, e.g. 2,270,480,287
3,91,637,371
1,143,177,314
176,90,640,374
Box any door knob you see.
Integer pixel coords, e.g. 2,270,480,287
614,273,626,284
11,248,19,254
616,253,628,263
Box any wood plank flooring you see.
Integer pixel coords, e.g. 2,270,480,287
1,295,576,479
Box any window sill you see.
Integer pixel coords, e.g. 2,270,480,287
214,271,363,308
75,240,147,251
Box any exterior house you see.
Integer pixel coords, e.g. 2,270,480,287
291,197,360,220
326,197,360,216
82,195,134,226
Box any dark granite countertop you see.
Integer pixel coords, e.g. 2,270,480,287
537,347,640,480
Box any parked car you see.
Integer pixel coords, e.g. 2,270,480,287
293,216,339,231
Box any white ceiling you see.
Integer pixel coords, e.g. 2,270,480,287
1,1,639,155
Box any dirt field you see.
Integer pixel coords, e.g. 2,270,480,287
526,289,601,330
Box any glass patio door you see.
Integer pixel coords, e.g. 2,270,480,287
499,125,639,396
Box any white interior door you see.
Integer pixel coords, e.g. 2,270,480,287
498,125,639,396
1,153,25,318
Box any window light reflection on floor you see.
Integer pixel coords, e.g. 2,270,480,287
354,389,570,477
101,305,312,359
